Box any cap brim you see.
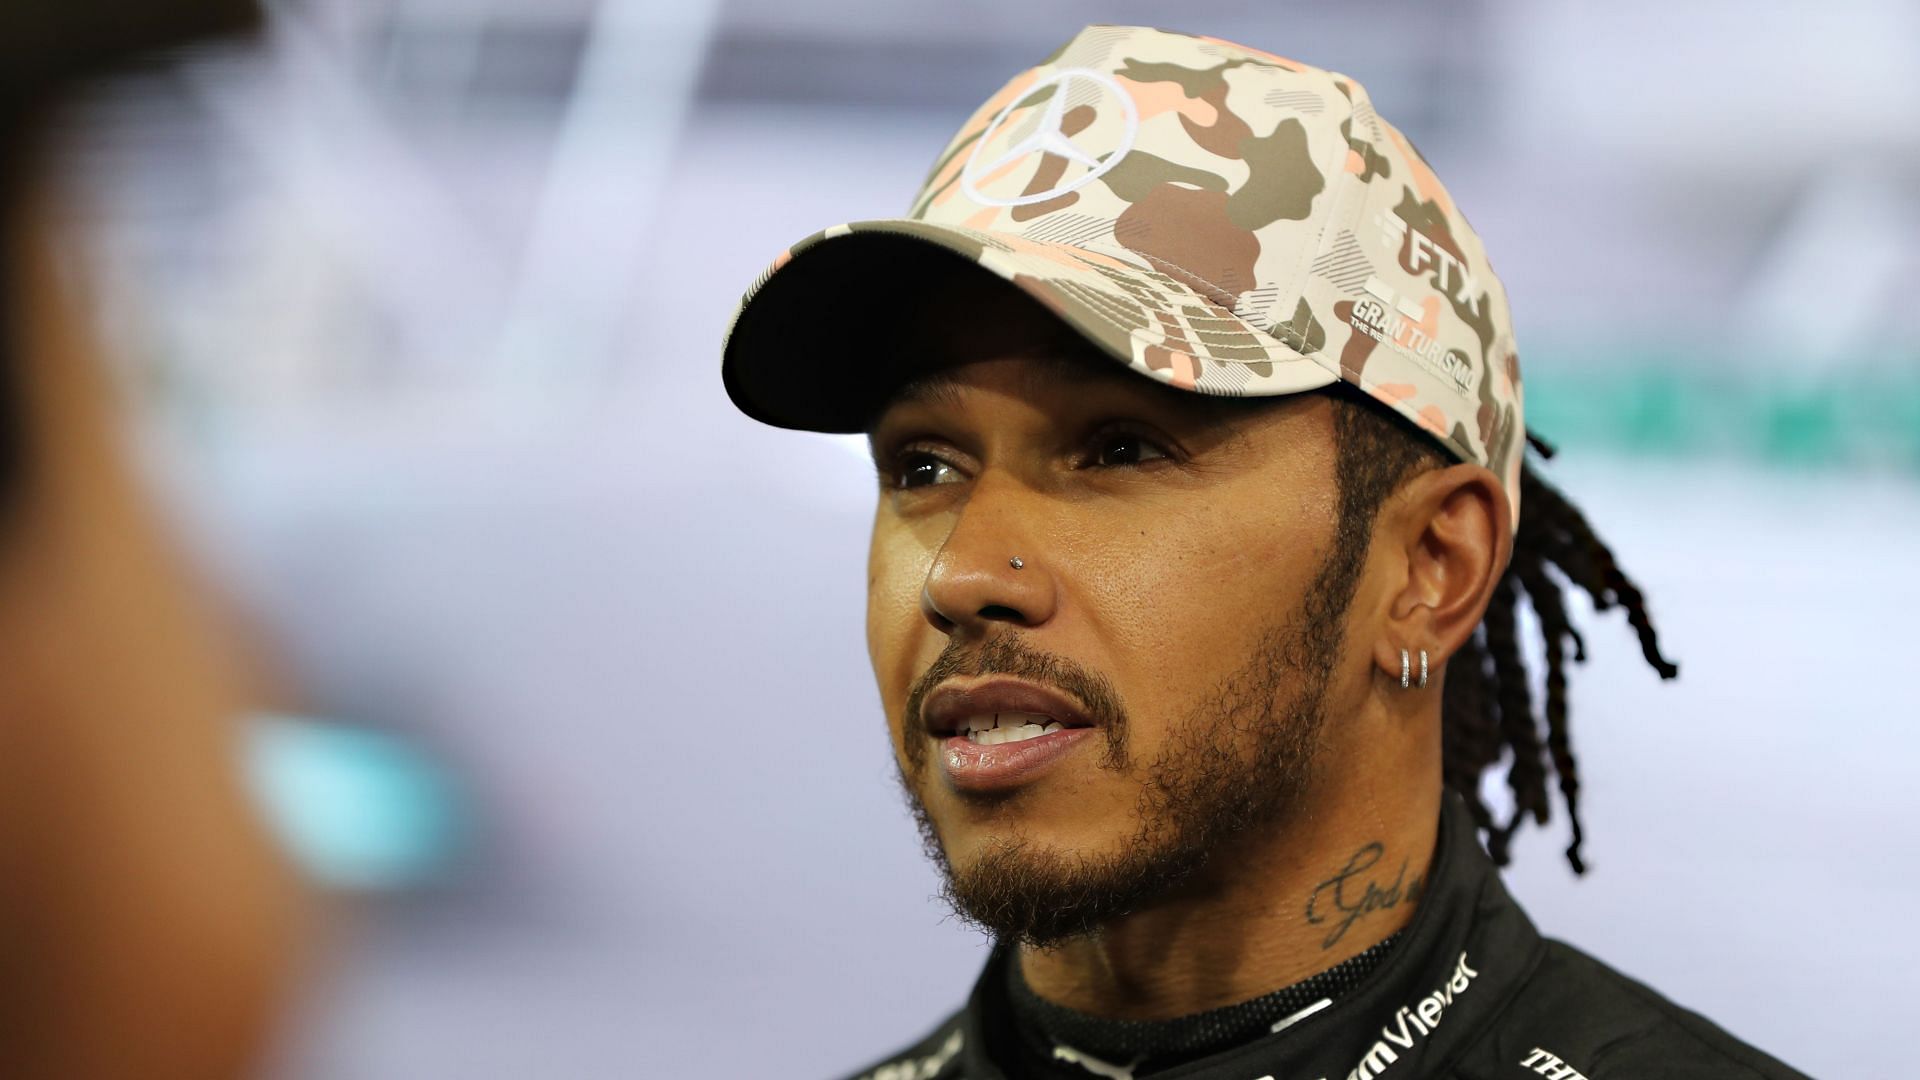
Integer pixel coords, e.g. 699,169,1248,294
721,218,1339,434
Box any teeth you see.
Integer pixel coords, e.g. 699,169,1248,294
972,724,1047,745
961,712,1067,745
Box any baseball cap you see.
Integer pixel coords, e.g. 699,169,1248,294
721,24,1525,523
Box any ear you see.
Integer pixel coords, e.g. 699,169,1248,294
1369,463,1512,685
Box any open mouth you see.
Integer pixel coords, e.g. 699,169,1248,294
922,677,1097,742
919,677,1101,791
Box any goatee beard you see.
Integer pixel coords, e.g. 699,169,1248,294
894,547,1352,948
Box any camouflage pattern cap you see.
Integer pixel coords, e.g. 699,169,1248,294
722,24,1525,524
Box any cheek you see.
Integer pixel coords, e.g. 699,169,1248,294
866,515,938,728
1069,482,1338,702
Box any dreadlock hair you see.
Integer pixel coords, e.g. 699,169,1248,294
1322,383,1679,875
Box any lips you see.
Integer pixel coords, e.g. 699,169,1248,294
922,677,1095,736
921,677,1098,792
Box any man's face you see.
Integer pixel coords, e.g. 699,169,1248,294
865,281,1373,945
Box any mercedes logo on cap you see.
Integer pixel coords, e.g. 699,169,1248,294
960,68,1140,208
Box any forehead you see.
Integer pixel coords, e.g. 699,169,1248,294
870,349,1287,446
886,351,1127,410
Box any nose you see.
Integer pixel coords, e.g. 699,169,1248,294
919,477,1058,636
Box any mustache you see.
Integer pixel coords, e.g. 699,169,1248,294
901,634,1130,773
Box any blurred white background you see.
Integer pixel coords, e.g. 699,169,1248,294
54,0,1920,1076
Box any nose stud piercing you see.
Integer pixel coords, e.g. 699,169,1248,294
1009,556,1025,570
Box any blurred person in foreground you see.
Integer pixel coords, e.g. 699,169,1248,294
723,26,1805,1080
0,3,310,1078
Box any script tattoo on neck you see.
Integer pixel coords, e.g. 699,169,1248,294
1305,842,1425,950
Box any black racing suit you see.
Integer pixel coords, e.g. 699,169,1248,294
846,796,1810,1080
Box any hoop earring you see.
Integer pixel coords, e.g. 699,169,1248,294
1399,648,1410,690
1418,649,1429,690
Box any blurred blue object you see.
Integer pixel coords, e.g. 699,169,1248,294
245,713,466,891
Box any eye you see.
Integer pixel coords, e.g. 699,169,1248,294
893,450,964,489
1091,429,1171,467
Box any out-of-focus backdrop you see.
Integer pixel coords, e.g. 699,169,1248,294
53,0,1917,1076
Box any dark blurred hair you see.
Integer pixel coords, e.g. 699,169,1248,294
0,0,258,507
1324,384,1678,874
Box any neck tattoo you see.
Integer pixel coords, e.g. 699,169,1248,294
1305,841,1427,950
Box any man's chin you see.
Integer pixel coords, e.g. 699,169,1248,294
919,801,1133,888
923,823,1215,947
